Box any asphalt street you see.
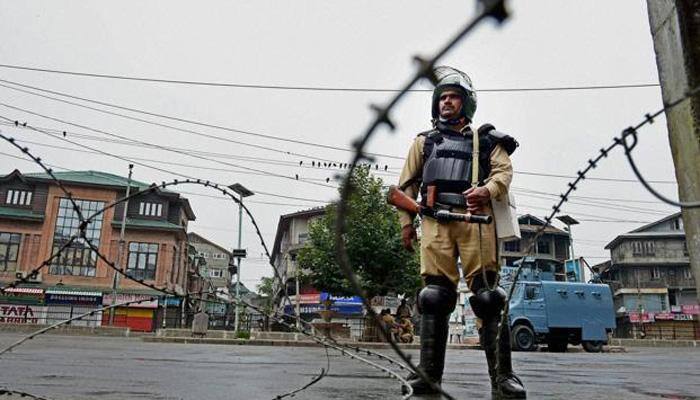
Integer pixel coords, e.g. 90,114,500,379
0,333,698,400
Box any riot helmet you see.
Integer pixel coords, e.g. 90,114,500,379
431,66,477,122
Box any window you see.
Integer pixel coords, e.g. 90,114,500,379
210,269,223,278
49,199,104,277
644,241,655,256
683,267,693,280
5,189,32,206
138,202,163,217
298,232,309,244
632,241,643,255
504,240,520,252
213,253,225,260
683,242,689,256
672,218,683,231
127,242,159,280
536,240,550,255
650,266,661,280
0,232,21,272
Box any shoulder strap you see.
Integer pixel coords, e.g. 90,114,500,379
477,123,519,155
399,130,438,191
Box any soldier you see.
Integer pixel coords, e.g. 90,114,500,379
396,67,526,399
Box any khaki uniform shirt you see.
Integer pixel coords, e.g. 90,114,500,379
397,125,513,228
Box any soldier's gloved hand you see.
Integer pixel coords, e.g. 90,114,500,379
463,186,491,214
401,224,417,252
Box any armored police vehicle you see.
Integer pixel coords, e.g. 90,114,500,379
502,265,615,352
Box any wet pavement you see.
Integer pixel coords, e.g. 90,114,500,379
0,333,698,399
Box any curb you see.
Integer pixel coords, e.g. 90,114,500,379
142,336,482,350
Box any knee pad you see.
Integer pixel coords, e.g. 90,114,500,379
468,286,507,321
418,281,457,316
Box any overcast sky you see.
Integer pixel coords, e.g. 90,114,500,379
0,1,681,290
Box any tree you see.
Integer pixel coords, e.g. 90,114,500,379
256,276,275,330
297,166,421,299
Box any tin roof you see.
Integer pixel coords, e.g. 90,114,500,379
3,287,43,294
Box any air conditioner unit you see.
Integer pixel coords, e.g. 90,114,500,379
14,271,42,283
28,272,43,283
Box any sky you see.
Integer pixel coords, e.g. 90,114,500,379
0,1,682,290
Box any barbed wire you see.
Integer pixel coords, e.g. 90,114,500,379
492,85,700,374
334,1,509,399
0,388,52,400
0,128,416,399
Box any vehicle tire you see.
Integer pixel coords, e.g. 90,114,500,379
511,324,537,351
582,341,604,353
547,338,568,352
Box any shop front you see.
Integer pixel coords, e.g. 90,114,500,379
0,287,47,325
102,293,158,331
45,287,103,327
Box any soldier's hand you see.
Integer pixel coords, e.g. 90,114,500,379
401,224,417,252
463,186,490,214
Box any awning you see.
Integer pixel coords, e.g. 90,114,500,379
3,287,43,294
45,289,102,297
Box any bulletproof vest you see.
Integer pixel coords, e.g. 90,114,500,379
419,128,496,205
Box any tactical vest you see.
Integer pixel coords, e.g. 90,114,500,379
419,128,497,206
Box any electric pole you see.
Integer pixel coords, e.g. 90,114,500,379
647,1,700,302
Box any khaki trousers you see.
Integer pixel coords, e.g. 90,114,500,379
419,206,499,289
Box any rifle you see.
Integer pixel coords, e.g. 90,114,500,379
387,185,492,224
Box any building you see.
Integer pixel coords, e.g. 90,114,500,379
186,232,233,321
0,169,196,331
186,232,233,292
499,214,571,280
270,207,326,303
601,212,696,316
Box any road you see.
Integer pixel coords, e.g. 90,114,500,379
0,333,698,400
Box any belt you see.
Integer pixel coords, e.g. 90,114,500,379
436,192,467,207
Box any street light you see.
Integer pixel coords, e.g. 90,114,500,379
556,215,580,281
228,183,254,334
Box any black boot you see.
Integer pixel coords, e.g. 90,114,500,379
402,278,456,395
403,312,450,394
480,318,526,399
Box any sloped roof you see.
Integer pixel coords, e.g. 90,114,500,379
187,232,232,256
629,212,682,233
4,169,195,220
605,212,684,249
0,206,44,221
271,206,327,263
23,170,155,190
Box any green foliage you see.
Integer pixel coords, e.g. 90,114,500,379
236,330,251,339
256,276,275,314
297,167,421,299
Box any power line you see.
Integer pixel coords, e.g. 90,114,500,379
0,63,660,92
0,103,338,189
0,78,402,160
0,80,678,185
513,169,676,185
512,189,672,216
0,122,331,204
0,120,391,177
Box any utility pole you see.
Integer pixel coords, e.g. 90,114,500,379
110,164,133,325
647,1,700,302
295,261,301,330
228,183,254,334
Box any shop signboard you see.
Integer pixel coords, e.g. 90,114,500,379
628,311,654,323
673,314,694,321
45,293,102,306
161,297,182,307
654,312,674,320
681,304,699,315
294,293,321,304
0,304,47,324
102,293,158,309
